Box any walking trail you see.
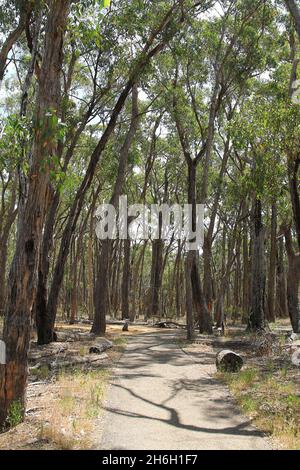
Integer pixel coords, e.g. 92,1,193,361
100,331,271,450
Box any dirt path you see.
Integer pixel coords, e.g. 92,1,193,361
100,331,272,450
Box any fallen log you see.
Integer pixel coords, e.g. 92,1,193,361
50,353,109,370
89,338,113,354
216,350,243,372
55,331,96,342
154,321,185,329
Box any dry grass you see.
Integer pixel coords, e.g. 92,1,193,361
39,368,110,450
0,322,138,450
217,366,300,450
179,320,300,450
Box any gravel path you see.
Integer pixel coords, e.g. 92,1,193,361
100,331,271,450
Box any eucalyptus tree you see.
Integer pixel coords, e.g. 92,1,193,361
154,0,276,335
36,0,201,342
285,0,300,39
0,0,34,86
0,0,71,429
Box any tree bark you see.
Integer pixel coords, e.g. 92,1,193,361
288,157,300,250
248,198,266,331
285,0,300,40
0,1,33,85
0,0,70,429
276,236,288,318
267,204,277,323
283,226,300,333
121,239,131,320
92,85,139,334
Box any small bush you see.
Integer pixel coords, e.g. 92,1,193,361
7,400,23,428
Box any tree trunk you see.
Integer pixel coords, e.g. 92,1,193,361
92,86,139,333
242,216,250,322
92,240,111,335
121,239,131,320
285,0,300,40
0,0,70,429
276,237,288,318
187,162,212,335
248,199,266,331
146,238,164,319
284,227,300,333
203,136,230,313
267,203,277,323
203,237,214,313
288,157,300,250
88,209,95,320
185,252,194,341
35,192,59,344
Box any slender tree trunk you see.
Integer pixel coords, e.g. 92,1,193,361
0,182,17,311
0,2,33,85
248,199,266,331
92,240,111,335
146,238,164,319
121,239,131,320
88,209,95,320
267,204,277,323
288,158,300,250
242,216,250,322
285,0,300,40
185,252,194,340
283,227,300,333
203,136,230,311
70,240,78,325
187,162,212,335
92,86,139,333
276,237,288,318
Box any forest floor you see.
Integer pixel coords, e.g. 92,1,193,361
0,320,299,450
0,322,158,450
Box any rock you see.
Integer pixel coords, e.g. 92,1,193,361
216,350,244,372
286,332,300,342
89,338,113,354
122,322,129,332
291,349,300,366
29,362,51,375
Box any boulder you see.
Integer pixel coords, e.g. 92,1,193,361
291,349,300,367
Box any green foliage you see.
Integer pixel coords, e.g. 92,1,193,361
7,400,24,428
0,114,32,173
